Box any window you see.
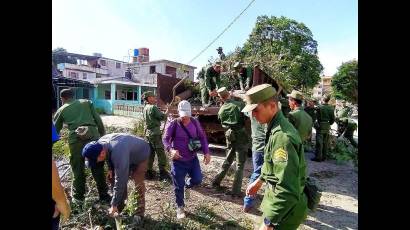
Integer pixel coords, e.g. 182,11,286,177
165,65,176,78
150,65,156,74
96,74,101,78
126,91,134,100
116,62,121,69
83,88,90,99
82,73,87,79
105,90,111,99
100,60,106,66
69,72,78,79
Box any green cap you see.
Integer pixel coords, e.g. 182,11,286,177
217,87,229,97
287,90,304,100
242,84,276,113
142,91,155,100
214,61,222,67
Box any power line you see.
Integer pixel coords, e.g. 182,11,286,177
186,0,257,65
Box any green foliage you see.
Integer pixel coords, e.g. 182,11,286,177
123,190,140,216
331,59,358,104
131,118,145,137
236,15,322,91
52,128,69,157
52,47,77,65
329,137,358,167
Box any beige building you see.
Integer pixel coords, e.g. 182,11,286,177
312,75,333,99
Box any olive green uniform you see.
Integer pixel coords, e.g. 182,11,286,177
199,66,221,106
279,97,291,117
53,99,109,203
314,103,335,161
304,105,317,149
213,99,249,195
260,111,308,230
237,67,253,91
143,103,168,171
288,106,313,142
338,118,358,148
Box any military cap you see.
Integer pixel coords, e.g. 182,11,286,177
214,61,222,67
216,47,223,51
142,91,155,100
233,62,241,68
242,84,277,112
217,87,229,97
287,90,304,100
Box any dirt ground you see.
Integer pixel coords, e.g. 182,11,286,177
60,115,357,229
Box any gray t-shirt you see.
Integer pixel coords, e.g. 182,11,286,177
98,133,151,206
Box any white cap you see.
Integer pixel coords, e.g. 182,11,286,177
178,100,192,117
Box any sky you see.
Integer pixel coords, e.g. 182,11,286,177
52,0,358,77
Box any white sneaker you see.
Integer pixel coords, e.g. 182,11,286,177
176,207,186,219
184,188,190,200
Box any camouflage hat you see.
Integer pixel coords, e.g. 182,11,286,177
287,90,304,100
217,87,229,97
233,62,241,68
214,61,222,67
242,84,277,113
142,91,155,100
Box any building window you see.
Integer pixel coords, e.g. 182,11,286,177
116,62,121,69
105,90,111,99
70,72,78,79
96,74,101,78
150,65,156,74
126,91,134,100
82,73,87,79
100,60,106,66
83,88,90,99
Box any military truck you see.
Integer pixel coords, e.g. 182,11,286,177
154,66,288,145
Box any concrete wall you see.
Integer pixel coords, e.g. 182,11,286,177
99,58,127,78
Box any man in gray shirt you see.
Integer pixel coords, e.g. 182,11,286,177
82,133,151,219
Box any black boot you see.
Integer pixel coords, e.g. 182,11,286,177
145,170,156,180
159,170,171,181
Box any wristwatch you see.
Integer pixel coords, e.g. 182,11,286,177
264,217,276,228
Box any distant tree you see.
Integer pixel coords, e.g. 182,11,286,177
237,16,323,91
331,60,358,104
52,47,77,65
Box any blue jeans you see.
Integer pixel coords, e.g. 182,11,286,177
52,214,60,230
171,157,203,207
243,151,264,208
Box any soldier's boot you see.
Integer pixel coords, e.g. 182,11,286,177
159,169,172,181
145,170,156,180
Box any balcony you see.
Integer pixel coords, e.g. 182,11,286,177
57,63,109,75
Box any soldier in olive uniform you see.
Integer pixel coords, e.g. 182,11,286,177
312,95,335,162
287,90,313,142
233,62,253,91
304,98,317,151
336,101,353,119
212,87,249,197
142,91,171,181
199,62,222,106
244,84,307,230
53,89,110,210
337,118,358,148
278,95,291,118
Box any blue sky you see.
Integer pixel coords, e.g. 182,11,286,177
52,0,357,76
